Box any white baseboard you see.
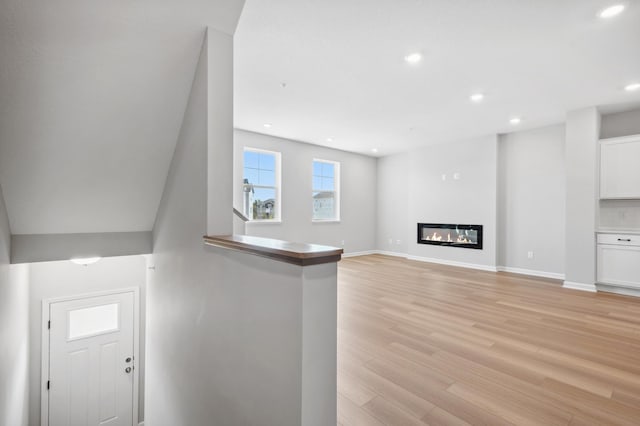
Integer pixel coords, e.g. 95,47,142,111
497,266,565,280
596,284,640,297
342,250,378,258
374,250,407,258
563,280,597,292
345,251,567,279
406,254,498,272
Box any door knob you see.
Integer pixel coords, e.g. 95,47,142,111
125,367,132,373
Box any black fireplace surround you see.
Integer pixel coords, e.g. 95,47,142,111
417,223,483,250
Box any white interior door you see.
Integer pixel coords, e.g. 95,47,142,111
48,291,136,426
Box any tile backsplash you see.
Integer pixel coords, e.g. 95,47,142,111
599,199,640,230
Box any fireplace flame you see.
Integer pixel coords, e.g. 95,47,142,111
426,231,443,241
423,229,475,244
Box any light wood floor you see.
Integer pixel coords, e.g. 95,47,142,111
337,254,640,426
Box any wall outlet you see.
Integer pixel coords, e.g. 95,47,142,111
341,240,345,246
396,240,402,245
388,238,393,245
527,251,534,259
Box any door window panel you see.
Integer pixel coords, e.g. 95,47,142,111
68,303,119,340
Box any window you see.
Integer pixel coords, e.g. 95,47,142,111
243,148,281,221
68,303,119,341
312,159,340,221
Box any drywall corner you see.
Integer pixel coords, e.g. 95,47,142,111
376,153,409,254
207,28,234,236
0,184,30,426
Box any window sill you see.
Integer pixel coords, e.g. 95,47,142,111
247,220,282,225
312,219,341,224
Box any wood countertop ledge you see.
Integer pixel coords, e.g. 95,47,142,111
203,235,343,266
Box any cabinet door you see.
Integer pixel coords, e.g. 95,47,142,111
597,244,640,288
600,137,640,199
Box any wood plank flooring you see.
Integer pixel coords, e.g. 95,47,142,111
337,254,640,426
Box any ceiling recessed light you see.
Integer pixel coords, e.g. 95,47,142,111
70,257,101,266
599,4,625,18
326,138,334,142
624,82,640,92
510,117,522,125
263,123,272,129
371,148,379,153
404,53,422,64
470,93,484,103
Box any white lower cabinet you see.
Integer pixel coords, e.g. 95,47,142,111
597,233,640,289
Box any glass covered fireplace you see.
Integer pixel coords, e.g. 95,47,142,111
417,223,483,250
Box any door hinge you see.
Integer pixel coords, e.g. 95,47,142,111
47,380,50,390
48,320,51,330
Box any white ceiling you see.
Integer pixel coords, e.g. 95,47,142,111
234,0,640,156
2,0,638,235
0,0,245,234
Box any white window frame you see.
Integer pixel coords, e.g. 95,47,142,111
242,147,282,223
312,159,340,222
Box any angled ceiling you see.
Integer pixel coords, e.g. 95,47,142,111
234,0,640,156
0,0,245,234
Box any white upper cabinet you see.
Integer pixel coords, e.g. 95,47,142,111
600,135,640,199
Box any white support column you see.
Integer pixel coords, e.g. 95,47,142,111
564,107,600,291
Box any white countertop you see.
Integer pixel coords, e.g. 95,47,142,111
597,228,640,236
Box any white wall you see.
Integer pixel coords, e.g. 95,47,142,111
600,108,640,139
375,136,498,269
234,129,377,254
498,124,566,276
408,136,498,268
376,153,409,254
0,185,29,426
27,255,147,426
564,107,600,289
148,30,334,425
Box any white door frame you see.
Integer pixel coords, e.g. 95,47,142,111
41,287,141,426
